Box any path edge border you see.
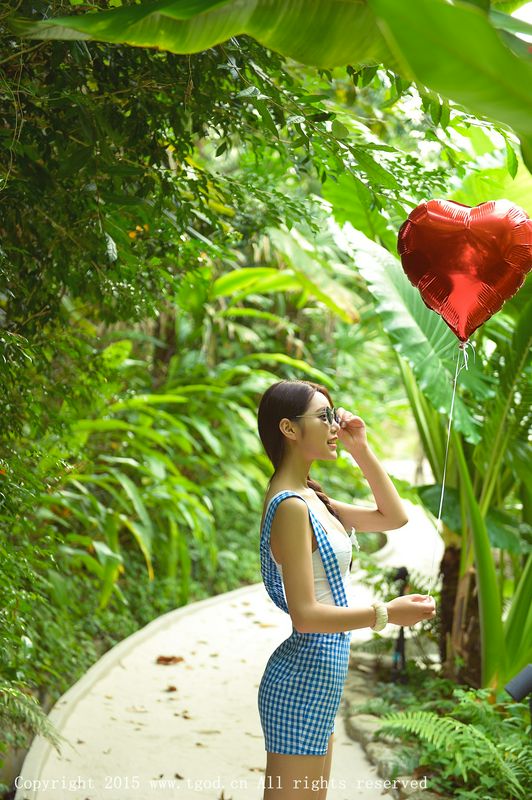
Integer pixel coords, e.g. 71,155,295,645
14,582,264,800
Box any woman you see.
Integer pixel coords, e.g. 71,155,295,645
257,379,436,799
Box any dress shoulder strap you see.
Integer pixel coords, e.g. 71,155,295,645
259,491,305,615
259,490,349,616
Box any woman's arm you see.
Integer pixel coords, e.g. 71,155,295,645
329,409,409,532
329,445,409,532
271,497,380,634
271,498,434,634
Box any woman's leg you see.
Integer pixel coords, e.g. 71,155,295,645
317,733,334,800
263,733,333,799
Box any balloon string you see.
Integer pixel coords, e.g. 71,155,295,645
425,339,474,596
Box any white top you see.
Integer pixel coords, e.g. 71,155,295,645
269,513,356,606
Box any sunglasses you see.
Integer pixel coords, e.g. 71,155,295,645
293,407,340,426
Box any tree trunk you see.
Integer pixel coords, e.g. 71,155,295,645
438,544,460,667
448,566,482,688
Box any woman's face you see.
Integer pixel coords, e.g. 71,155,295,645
289,391,340,461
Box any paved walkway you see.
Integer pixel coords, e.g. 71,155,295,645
15,461,441,800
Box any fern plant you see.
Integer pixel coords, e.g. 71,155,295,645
0,681,65,748
375,703,530,799
0,680,67,792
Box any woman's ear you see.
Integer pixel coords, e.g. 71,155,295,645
279,417,298,440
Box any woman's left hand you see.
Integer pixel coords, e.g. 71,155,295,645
336,407,368,454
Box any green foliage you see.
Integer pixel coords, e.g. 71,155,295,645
0,681,65,794
376,688,531,799
352,664,530,799
11,0,532,169
1,0,531,787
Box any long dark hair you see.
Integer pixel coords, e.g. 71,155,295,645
257,379,342,522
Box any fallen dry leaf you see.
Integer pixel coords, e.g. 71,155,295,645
156,655,184,665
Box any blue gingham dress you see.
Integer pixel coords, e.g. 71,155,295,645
257,490,352,755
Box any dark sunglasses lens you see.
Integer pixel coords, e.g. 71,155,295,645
326,408,336,425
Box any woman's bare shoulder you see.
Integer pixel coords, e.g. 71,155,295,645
260,485,313,529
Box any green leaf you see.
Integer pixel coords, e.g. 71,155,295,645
10,0,390,67
503,554,532,678
367,0,532,165
106,394,188,412
119,515,154,580
352,146,401,191
267,227,361,323
100,340,133,368
331,119,350,139
450,164,532,210
212,262,357,322
236,352,335,386
452,431,506,688
430,100,442,127
57,545,104,578
113,471,154,536
485,513,530,554
505,138,519,179
253,99,279,138
418,484,462,532
211,267,284,298
183,417,223,456
72,418,170,447
475,297,532,514
92,540,124,567
440,102,451,130
217,308,293,327
490,8,532,37
322,173,397,251
13,0,532,169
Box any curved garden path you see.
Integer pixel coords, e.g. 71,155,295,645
15,459,441,800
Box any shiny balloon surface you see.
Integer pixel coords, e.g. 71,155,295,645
397,199,532,341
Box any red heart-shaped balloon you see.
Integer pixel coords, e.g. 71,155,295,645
397,199,532,341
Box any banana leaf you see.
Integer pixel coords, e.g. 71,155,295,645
11,0,532,170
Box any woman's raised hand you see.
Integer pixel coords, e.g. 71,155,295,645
336,407,368,454
385,594,436,627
